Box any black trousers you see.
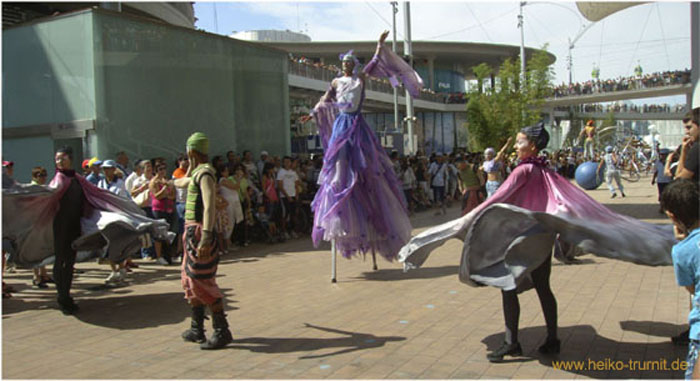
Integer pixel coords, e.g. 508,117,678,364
53,178,84,304
501,255,557,344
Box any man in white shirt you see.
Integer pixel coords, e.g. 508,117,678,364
276,156,301,239
428,153,448,215
98,160,129,199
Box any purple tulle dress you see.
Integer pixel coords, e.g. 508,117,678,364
311,46,424,261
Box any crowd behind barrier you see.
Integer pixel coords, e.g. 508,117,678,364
553,69,691,98
555,103,689,114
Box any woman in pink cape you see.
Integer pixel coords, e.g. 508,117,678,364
399,122,675,362
2,146,172,314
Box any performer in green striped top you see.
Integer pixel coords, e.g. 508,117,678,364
175,132,233,350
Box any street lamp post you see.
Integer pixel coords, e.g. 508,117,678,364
391,2,400,132
403,1,415,155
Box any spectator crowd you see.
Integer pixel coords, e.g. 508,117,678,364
553,69,691,98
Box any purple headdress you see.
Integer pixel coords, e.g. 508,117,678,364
339,49,361,76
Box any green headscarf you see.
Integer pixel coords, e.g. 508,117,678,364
186,132,209,154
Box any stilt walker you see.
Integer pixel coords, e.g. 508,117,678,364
301,30,423,281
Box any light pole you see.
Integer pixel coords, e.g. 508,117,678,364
403,1,415,155
391,2,400,132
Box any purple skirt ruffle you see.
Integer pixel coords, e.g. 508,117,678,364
311,112,412,261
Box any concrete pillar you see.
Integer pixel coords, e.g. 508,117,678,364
690,2,699,108
427,57,435,91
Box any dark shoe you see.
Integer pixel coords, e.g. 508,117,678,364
621,192,626,198
538,338,561,354
200,312,233,350
487,342,522,362
32,279,49,289
672,329,690,346
611,193,617,199
58,298,79,315
182,306,206,343
42,276,55,284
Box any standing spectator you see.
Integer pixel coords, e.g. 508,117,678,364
457,157,485,215
277,156,301,239
172,154,189,261
81,159,91,176
257,151,269,184
115,151,132,177
217,165,243,251
97,160,129,199
85,157,103,185
652,149,673,213
30,166,51,288
125,160,143,196
232,164,252,246
150,163,176,265
131,160,154,216
225,151,237,173
428,153,448,215
99,160,130,283
675,110,699,183
262,163,283,242
241,150,259,186
661,179,700,379
400,158,417,215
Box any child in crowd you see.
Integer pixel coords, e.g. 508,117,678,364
661,179,700,379
652,148,673,213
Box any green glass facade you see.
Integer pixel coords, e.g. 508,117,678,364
3,9,290,182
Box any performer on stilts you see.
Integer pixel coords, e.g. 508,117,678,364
399,122,675,362
176,132,233,350
301,30,423,269
2,146,173,314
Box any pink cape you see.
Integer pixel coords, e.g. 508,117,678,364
399,160,675,291
2,170,173,266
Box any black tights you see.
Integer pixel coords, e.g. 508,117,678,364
501,255,557,344
53,179,83,304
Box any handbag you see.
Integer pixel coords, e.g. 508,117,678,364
132,187,150,207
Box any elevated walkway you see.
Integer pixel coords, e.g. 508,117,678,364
544,83,693,107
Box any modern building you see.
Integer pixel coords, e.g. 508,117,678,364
3,5,289,183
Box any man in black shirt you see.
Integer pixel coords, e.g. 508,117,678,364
676,109,699,183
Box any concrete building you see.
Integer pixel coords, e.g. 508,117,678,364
3,6,289,183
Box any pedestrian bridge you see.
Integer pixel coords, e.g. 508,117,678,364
551,110,687,121
544,83,693,108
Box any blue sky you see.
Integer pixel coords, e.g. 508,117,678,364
193,1,691,105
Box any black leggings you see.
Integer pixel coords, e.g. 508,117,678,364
501,255,557,344
53,179,84,304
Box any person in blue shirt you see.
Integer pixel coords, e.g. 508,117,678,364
661,179,700,379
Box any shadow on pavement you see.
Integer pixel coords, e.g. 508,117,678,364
481,324,686,379
229,323,405,359
353,265,459,282
73,289,238,329
620,320,687,339
601,202,667,221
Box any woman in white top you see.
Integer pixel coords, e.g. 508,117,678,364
216,165,244,244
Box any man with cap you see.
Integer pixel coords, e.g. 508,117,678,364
174,132,233,350
81,159,91,176
85,157,103,186
597,145,625,198
98,160,129,199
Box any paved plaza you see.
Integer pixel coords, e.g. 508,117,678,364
2,175,689,379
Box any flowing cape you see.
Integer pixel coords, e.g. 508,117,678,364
2,171,174,266
398,161,675,291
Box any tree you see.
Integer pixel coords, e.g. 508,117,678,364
465,45,554,151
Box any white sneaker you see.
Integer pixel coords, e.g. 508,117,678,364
284,232,291,240
291,231,299,239
156,257,169,266
105,271,120,283
119,268,127,281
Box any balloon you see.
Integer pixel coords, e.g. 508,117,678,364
575,161,605,190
